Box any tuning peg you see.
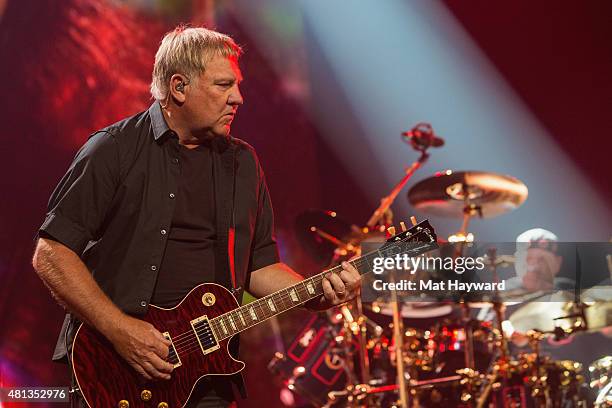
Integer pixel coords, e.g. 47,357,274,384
410,216,417,226
387,226,396,236
400,221,407,232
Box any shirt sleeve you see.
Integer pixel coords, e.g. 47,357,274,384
38,131,120,255
249,162,280,271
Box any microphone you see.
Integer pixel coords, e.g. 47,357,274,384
401,123,445,150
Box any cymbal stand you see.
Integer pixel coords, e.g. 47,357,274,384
390,273,409,408
526,331,553,408
323,309,361,408
365,149,430,229
488,247,509,360
339,302,371,388
353,297,371,386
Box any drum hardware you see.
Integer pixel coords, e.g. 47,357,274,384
590,356,612,389
276,127,610,408
366,123,442,229
389,271,409,408
318,125,444,408
590,356,612,407
487,247,510,361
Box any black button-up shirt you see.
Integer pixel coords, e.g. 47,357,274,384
38,102,280,361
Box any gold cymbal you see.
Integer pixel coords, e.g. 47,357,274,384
509,294,612,334
407,170,528,218
509,295,577,333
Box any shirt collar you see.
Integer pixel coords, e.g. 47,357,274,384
148,102,172,141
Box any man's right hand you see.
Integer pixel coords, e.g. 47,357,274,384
31,239,175,381
106,315,174,381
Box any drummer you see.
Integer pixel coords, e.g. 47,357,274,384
506,228,575,293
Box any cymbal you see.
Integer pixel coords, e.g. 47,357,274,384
407,170,528,218
294,209,352,264
583,302,612,332
509,294,612,334
582,285,612,302
509,295,577,333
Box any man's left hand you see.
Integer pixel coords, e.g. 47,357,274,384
312,261,361,310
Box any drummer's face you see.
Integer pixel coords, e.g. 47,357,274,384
521,248,562,290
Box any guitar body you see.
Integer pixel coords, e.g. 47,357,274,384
72,283,245,408
71,220,437,408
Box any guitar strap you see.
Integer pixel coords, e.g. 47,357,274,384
212,138,248,399
212,137,239,298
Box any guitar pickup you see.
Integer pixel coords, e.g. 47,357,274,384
162,331,182,368
190,316,220,356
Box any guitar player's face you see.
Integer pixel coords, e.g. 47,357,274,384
184,54,244,139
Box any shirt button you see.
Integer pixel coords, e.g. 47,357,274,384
150,265,157,271
161,229,167,235
172,158,179,164
140,301,147,307
169,193,175,199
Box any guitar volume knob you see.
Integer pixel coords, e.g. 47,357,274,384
158,402,169,408
141,389,152,401
202,292,216,306
118,400,129,408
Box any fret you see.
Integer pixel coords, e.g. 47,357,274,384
248,306,257,321
267,298,276,312
209,321,220,341
299,281,310,301
219,318,228,335
237,310,246,326
255,298,268,319
358,256,369,271
289,288,299,303
285,287,294,306
306,279,315,295
272,292,285,312
228,314,237,331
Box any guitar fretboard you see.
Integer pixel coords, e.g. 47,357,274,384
208,223,437,341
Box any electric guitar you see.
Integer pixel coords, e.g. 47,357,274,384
72,220,437,407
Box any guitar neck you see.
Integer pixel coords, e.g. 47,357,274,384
209,224,437,341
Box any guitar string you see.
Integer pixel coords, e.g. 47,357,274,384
168,239,434,355
171,242,433,356
170,241,435,355
169,261,362,355
170,272,326,345
170,254,373,348
168,270,332,346
173,262,432,356
169,259,354,346
170,247,424,353
171,273,331,354
172,276,331,356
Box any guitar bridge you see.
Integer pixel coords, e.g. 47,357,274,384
190,316,220,356
162,332,182,368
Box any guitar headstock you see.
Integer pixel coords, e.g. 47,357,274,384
382,219,437,247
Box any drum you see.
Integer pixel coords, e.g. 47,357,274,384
482,354,589,408
268,315,353,407
430,319,495,376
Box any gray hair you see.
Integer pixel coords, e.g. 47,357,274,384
150,25,242,101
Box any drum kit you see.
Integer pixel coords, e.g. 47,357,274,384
269,124,611,407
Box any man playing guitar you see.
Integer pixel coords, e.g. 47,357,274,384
32,26,361,407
